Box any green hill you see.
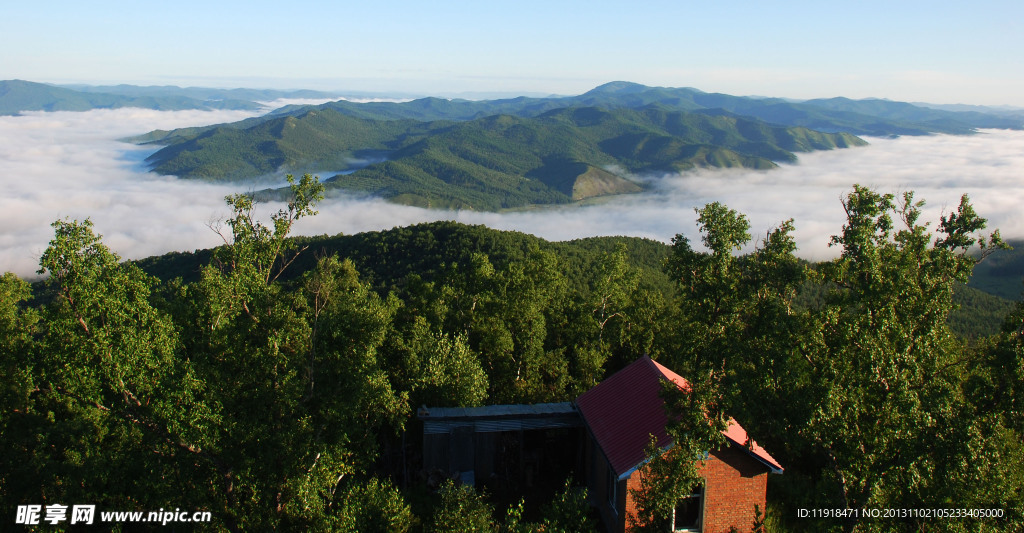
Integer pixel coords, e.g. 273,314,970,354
132,221,675,298
0,80,262,115
143,110,429,180
131,221,1018,340
142,105,865,210
120,80,1021,211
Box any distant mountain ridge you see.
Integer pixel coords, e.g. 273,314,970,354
6,79,1022,134
0,80,265,115
56,84,347,102
131,81,1023,152
241,81,1023,136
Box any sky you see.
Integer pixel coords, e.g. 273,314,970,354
2,106,1023,278
2,1,1023,105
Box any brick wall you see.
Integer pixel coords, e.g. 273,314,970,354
624,471,643,529
622,444,769,533
698,445,768,533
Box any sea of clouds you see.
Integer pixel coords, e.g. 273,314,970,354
2,105,1023,279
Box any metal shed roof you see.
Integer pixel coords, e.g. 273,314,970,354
418,402,582,435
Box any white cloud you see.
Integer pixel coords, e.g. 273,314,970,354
2,107,1023,279
0,108,260,277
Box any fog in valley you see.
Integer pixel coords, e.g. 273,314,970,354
3,107,1023,278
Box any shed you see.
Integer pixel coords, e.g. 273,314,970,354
418,402,582,487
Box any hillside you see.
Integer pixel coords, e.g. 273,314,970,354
141,105,865,210
125,81,1024,211
0,79,262,115
143,110,429,181
969,239,1024,301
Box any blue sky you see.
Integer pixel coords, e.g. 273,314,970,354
3,0,1022,105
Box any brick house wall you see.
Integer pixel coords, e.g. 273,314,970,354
620,444,769,533
624,470,643,529
697,445,768,533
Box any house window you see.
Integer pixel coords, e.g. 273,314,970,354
672,486,703,532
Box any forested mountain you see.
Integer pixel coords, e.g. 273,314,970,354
125,81,1024,210
141,105,864,209
3,178,1023,531
802,96,1024,131
578,82,1021,134
0,79,263,115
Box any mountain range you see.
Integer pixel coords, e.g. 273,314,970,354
129,81,1024,210
140,104,865,209
6,79,1022,210
217,81,1023,135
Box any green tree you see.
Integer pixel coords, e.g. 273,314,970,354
561,244,671,394
413,331,489,407
0,272,41,509
805,188,1008,530
4,174,419,531
663,188,1020,532
541,477,595,533
430,479,495,533
0,218,225,522
664,202,808,454
334,477,413,532
172,175,409,529
436,249,571,403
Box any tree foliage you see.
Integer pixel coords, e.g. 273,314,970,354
429,480,494,533
2,181,1022,532
661,186,1021,532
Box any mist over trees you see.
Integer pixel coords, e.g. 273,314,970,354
1,175,1022,531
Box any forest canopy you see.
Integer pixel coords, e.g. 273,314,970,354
1,176,1022,532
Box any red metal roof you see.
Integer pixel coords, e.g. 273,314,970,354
575,356,782,476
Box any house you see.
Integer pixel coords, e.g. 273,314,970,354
417,356,782,532
576,356,783,533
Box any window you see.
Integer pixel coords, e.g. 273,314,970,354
672,486,703,532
